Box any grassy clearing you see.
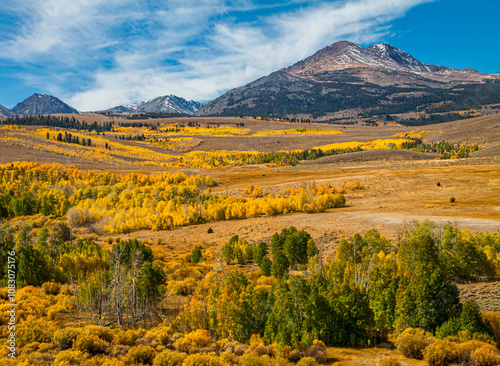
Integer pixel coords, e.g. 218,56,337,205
253,127,343,136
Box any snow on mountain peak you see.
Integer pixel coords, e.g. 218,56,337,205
107,94,205,115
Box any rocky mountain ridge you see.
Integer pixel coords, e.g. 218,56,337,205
198,41,500,119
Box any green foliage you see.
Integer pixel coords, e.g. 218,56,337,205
459,300,494,336
397,221,439,274
222,235,253,264
260,256,272,276
435,318,461,339
0,223,15,282
139,261,166,299
271,251,289,279
191,246,203,263
264,278,373,349
253,241,268,266
112,238,154,266
394,267,460,332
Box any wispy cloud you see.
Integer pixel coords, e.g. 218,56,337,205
0,0,432,110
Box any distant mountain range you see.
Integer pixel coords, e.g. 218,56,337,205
104,95,205,115
197,41,500,118
0,93,205,118
2,42,499,121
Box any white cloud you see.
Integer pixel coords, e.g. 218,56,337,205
0,0,432,110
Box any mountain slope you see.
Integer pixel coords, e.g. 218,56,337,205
106,95,204,115
11,93,79,116
198,41,500,119
0,104,14,118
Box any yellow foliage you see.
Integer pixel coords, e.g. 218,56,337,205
392,130,436,139
423,340,457,366
314,138,411,151
182,353,224,366
54,349,86,366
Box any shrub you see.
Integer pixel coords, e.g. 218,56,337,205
437,182,441,187
84,325,114,343
423,340,458,366
234,344,247,356
103,359,127,366
47,308,59,320
16,320,54,347
219,351,238,365
253,345,274,357
307,344,327,364
110,345,130,358
60,284,74,296
456,340,486,365
378,358,401,366
287,349,304,363
470,344,500,366
53,327,82,350
42,281,61,295
395,328,434,359
182,353,223,366
38,342,56,353
207,228,213,234
73,334,108,355
297,357,318,366
114,330,141,346
153,349,187,366
482,312,500,342
157,329,173,346
126,345,156,365
241,353,272,366
54,349,86,366
174,330,215,353
450,197,455,203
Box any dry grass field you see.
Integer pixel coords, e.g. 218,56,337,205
1,113,499,365
2,112,499,246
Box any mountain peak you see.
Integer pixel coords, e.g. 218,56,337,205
367,43,431,72
11,93,79,116
105,94,205,115
0,104,14,118
285,40,438,75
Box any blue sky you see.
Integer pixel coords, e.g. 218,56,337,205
0,0,499,111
